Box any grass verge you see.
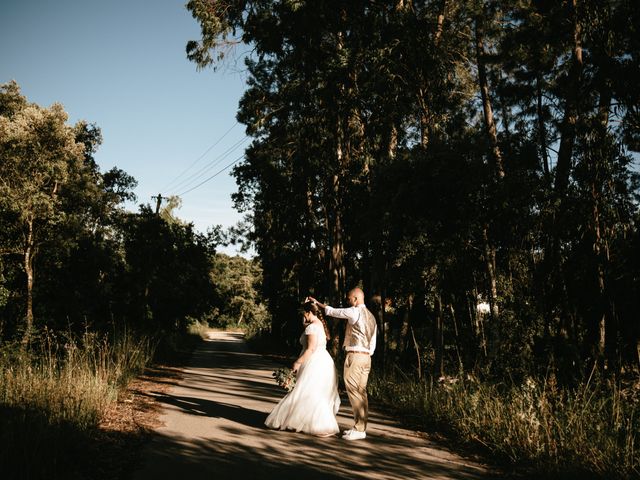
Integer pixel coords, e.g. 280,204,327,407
0,328,160,480
369,368,639,479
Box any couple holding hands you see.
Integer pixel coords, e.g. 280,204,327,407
265,288,377,441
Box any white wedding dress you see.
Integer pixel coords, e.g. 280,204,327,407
265,322,341,435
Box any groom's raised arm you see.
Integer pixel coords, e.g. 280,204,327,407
306,296,357,322
324,305,357,321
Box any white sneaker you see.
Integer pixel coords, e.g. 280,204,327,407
342,429,366,441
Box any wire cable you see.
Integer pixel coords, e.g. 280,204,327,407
177,153,246,197
160,122,239,192
167,135,249,194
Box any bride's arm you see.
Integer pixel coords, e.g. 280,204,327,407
293,332,317,373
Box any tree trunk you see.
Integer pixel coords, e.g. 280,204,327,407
474,15,505,181
593,80,616,373
542,2,582,369
467,292,480,350
331,177,346,298
326,100,348,354
434,0,446,45
475,11,502,345
418,0,447,149
22,216,35,346
329,201,344,303
329,174,345,355
553,0,583,197
418,88,430,149
470,287,488,359
482,226,500,334
433,291,444,379
449,303,464,373
399,294,413,353
410,325,422,380
536,74,550,179
379,286,387,369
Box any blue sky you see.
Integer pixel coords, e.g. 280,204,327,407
0,0,250,254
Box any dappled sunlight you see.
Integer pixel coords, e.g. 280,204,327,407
133,333,492,480
136,426,489,480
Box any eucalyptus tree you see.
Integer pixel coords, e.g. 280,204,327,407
186,1,496,367
495,0,640,375
566,0,640,372
32,121,140,334
0,82,84,343
187,1,373,343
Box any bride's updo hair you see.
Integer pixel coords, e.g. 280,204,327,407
302,301,330,341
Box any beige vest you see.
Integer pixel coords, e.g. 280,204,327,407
344,306,377,350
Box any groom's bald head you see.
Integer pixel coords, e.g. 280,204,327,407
347,288,364,306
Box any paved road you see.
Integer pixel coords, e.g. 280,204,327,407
132,331,495,480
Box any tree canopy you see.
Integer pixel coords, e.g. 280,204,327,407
187,0,640,380
0,81,222,343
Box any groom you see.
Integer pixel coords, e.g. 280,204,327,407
307,288,377,441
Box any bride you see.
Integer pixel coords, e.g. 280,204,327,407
265,301,340,437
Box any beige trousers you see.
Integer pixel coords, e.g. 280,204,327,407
343,352,372,432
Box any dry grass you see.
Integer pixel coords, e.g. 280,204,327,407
369,369,640,479
0,329,157,479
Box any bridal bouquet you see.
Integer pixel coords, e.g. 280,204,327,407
272,367,296,392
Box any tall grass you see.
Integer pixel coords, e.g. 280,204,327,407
369,368,639,479
0,328,156,479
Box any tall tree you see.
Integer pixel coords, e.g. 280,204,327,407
0,83,84,343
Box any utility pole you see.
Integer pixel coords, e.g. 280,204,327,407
151,193,164,214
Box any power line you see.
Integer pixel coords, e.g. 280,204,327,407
161,121,239,192
167,135,249,195
177,153,246,197
160,122,240,192
168,135,248,193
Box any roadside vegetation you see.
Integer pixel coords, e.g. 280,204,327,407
0,330,155,479
0,83,254,479
369,369,638,479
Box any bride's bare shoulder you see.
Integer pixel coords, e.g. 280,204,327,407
307,320,323,331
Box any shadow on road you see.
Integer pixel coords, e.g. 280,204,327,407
151,393,267,429
132,332,491,480
136,422,490,480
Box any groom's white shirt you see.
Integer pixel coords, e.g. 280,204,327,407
324,304,377,355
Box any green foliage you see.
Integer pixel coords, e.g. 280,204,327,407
187,0,640,376
0,82,219,342
0,82,87,341
0,85,222,476
118,207,216,333
208,253,271,336
0,96,83,224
